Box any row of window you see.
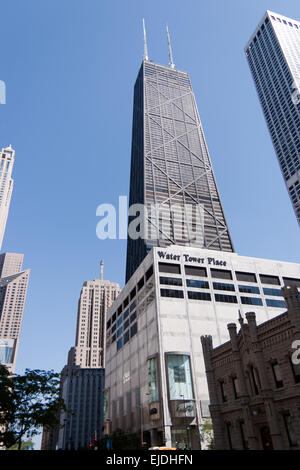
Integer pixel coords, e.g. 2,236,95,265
160,276,287,298
158,262,300,288
107,265,154,331
160,288,287,308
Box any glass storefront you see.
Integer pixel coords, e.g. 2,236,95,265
167,354,194,400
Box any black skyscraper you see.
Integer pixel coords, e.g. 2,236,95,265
126,52,234,282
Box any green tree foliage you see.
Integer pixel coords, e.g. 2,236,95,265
200,418,215,450
9,439,34,450
0,364,65,450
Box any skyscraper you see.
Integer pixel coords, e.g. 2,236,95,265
0,260,30,373
0,253,23,278
68,262,120,369
49,263,120,450
125,26,234,282
0,146,14,249
245,10,300,226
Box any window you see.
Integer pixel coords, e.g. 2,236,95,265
123,330,130,345
188,291,211,301
271,362,283,388
159,262,181,274
130,287,136,301
160,288,184,299
130,322,137,337
238,285,260,294
211,269,233,280
167,355,194,400
283,277,300,288
138,277,144,291
146,265,153,280
283,414,297,447
160,276,182,286
130,311,137,323
213,282,235,292
250,366,260,395
186,279,209,289
232,376,240,399
220,380,227,402
184,265,207,277
241,297,263,306
263,288,283,297
148,357,159,402
236,271,257,283
123,308,129,320
259,274,280,285
215,293,237,304
266,299,286,308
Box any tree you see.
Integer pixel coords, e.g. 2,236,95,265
9,439,34,450
200,418,215,450
0,364,66,450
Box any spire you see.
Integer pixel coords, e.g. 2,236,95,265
166,24,175,69
143,19,149,61
100,260,104,280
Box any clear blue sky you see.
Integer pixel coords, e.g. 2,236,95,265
0,0,299,378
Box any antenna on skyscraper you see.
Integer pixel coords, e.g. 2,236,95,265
100,260,104,280
143,19,149,61
166,24,175,69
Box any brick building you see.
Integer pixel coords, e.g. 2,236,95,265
201,285,300,450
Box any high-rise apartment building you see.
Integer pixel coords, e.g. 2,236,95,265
126,36,234,281
0,146,14,250
0,258,30,373
0,253,23,278
245,10,300,225
68,264,120,369
49,264,120,450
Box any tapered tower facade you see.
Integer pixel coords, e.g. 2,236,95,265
126,33,234,281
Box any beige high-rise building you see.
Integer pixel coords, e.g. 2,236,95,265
43,262,121,450
0,263,30,373
68,262,120,369
0,146,14,250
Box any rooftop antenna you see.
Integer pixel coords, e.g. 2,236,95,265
166,24,175,69
143,18,149,61
100,260,104,280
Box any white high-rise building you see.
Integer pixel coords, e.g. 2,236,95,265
0,146,14,249
0,262,30,373
68,264,120,369
245,11,300,225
